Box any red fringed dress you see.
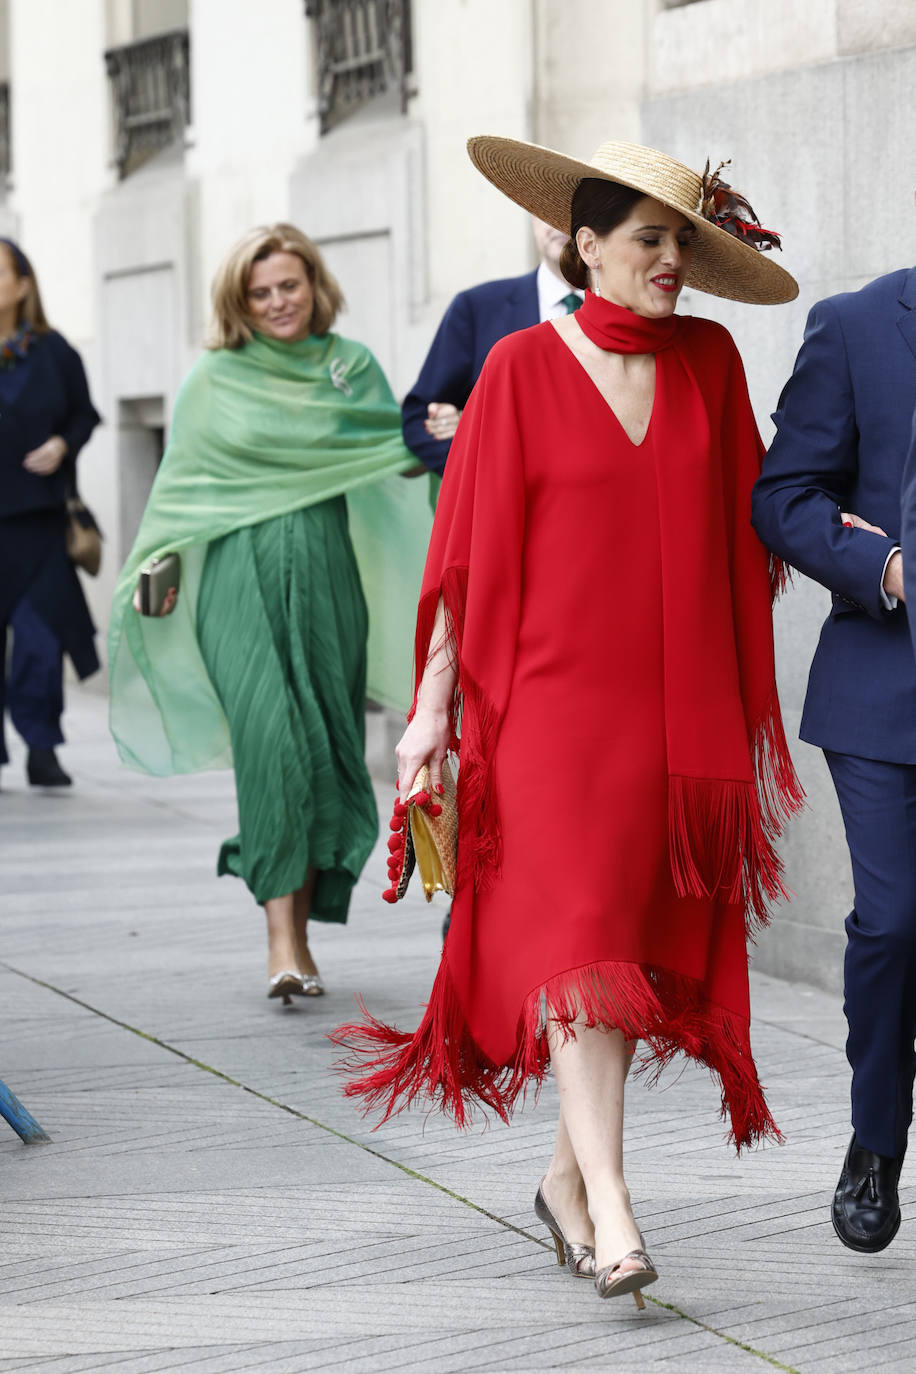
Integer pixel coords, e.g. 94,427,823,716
337,296,803,1150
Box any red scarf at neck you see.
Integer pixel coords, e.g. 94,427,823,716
576,290,679,354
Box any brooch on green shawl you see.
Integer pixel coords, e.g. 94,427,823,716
329,359,353,396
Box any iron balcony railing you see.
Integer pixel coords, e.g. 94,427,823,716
305,0,413,135
104,28,190,179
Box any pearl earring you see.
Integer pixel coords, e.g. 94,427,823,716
592,261,601,298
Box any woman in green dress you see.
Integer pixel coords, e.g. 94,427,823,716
109,224,427,1004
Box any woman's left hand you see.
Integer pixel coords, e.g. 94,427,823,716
23,435,68,475
132,585,179,617
840,511,887,536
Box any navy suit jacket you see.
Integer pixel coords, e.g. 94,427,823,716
751,267,916,764
401,269,539,474
902,408,916,665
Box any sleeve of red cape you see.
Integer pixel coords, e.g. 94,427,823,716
411,335,528,892
715,325,806,911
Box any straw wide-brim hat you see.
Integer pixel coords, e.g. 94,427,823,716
467,135,798,306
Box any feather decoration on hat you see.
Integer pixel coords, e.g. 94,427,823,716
700,160,782,252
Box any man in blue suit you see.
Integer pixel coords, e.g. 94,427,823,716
402,217,580,473
752,265,916,1253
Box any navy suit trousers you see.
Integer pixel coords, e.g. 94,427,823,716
1,597,65,763
825,750,916,1158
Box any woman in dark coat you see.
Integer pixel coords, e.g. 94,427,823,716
0,238,101,786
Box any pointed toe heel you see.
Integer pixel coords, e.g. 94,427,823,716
268,970,305,1005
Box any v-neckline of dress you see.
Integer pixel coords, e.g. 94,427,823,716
546,319,657,449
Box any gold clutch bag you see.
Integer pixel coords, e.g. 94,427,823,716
383,759,458,903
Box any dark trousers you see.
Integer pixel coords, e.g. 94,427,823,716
824,750,916,1158
0,597,65,765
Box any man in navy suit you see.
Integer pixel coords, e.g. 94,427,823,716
402,217,580,473
752,264,916,1253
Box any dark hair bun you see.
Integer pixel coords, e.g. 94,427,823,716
560,238,588,290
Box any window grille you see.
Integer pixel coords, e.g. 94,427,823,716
305,0,413,135
104,28,190,179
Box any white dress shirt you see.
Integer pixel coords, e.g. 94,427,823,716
537,261,584,322
880,545,901,610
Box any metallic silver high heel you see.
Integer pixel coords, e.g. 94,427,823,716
534,1182,596,1279
267,970,305,1005
300,972,325,997
595,1247,658,1309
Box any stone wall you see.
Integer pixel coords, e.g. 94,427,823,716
643,36,916,992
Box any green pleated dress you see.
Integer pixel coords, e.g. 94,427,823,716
196,498,378,922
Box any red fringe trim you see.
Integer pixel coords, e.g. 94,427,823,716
769,553,794,600
332,957,782,1153
752,684,807,838
415,567,503,893
668,687,806,937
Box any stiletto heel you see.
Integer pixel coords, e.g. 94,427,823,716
594,1248,658,1306
534,1182,596,1279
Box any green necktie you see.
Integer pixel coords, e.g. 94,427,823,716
561,292,581,313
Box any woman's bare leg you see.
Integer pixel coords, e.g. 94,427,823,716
264,893,298,979
542,1039,635,1249
541,1107,595,1248
291,870,318,974
548,1022,643,1271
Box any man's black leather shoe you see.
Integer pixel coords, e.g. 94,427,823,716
26,748,72,787
832,1132,902,1253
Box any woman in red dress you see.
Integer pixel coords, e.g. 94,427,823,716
338,138,802,1305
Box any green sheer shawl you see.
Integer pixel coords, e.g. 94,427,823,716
108,331,432,775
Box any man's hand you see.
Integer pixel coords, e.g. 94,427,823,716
425,402,461,442
884,550,905,603
23,435,68,475
841,511,905,603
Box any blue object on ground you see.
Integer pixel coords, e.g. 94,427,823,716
0,1077,51,1143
